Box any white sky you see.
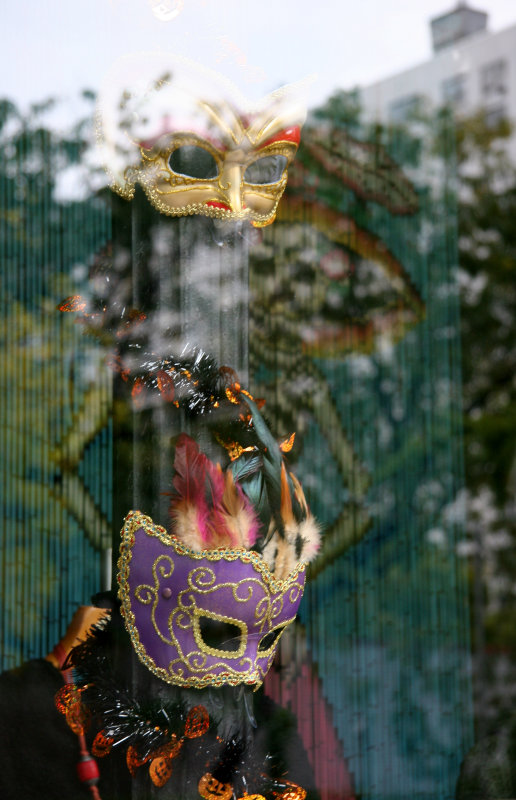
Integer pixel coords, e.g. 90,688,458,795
3,0,516,112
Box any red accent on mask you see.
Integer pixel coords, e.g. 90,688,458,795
262,126,301,148
205,201,231,211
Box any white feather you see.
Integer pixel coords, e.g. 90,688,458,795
170,504,203,551
298,516,321,563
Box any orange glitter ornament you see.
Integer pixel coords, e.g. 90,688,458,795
91,730,114,758
58,295,87,312
156,370,175,402
54,683,79,715
198,773,233,800
151,734,183,760
239,795,266,800
274,782,307,800
65,698,91,736
126,745,151,777
279,432,296,453
225,387,239,405
184,705,209,738
54,684,90,735
149,755,174,787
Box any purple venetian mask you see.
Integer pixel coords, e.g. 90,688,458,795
117,511,306,688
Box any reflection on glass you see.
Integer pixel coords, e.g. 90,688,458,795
0,47,474,800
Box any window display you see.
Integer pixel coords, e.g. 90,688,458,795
3,3,504,799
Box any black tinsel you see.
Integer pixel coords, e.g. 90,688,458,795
67,615,199,759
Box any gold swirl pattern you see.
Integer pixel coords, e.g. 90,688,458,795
289,583,303,605
118,511,307,688
188,566,217,590
134,584,155,605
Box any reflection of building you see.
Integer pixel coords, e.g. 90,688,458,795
360,3,516,159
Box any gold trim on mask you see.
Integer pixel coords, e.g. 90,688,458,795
256,620,291,659
192,608,248,659
117,511,306,688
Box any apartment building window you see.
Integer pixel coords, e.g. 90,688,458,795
485,105,508,128
481,58,508,100
442,73,468,108
388,93,424,122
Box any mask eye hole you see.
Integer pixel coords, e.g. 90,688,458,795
168,145,219,179
244,154,288,185
198,615,242,653
257,626,284,654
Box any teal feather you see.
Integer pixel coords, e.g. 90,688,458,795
241,397,282,472
230,454,261,483
230,458,270,542
239,396,285,541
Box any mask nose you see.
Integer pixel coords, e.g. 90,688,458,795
220,163,244,213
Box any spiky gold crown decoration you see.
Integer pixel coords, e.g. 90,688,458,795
96,54,309,226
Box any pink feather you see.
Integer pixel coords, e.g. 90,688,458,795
169,434,210,546
210,471,260,548
171,434,207,502
204,461,226,508
233,481,260,548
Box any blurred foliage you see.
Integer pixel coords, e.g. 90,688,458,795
0,92,105,302
457,112,516,504
454,110,516,735
484,607,516,657
311,88,363,132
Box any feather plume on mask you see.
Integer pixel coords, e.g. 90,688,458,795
228,395,321,577
169,435,260,552
168,425,319,574
259,463,321,580
136,348,322,572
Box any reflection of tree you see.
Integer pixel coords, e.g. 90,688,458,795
455,111,516,735
261,94,473,800
0,95,111,667
459,113,516,506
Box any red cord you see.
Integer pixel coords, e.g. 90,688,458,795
55,649,102,800
78,731,102,800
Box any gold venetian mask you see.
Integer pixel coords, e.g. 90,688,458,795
97,54,308,225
